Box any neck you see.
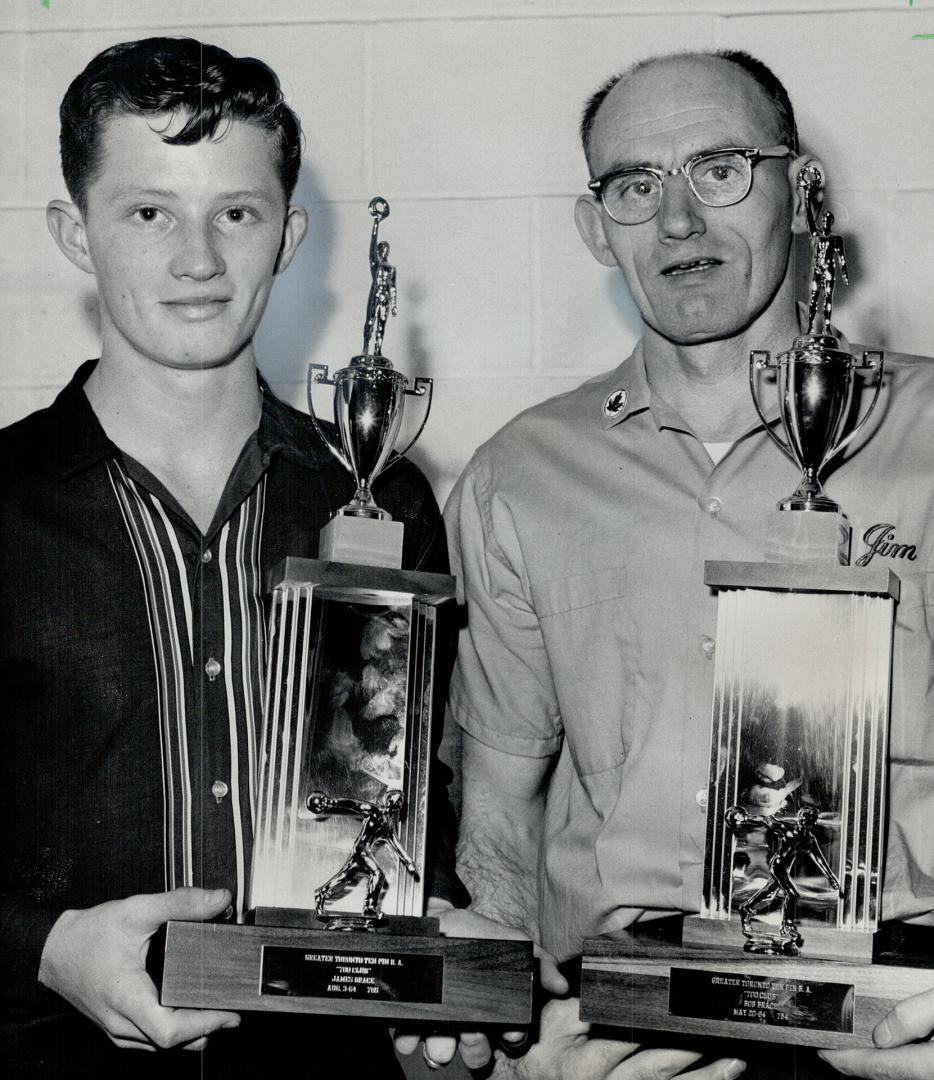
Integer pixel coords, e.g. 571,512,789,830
642,282,800,442
85,346,263,533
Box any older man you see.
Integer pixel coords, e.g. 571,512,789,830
447,51,933,1079
0,36,466,1077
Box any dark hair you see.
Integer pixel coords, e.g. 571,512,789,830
60,37,302,211
580,50,799,173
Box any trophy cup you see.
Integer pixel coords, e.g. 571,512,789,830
307,197,432,569
161,200,532,1024
747,165,884,565
580,170,931,1047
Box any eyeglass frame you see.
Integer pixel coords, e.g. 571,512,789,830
587,145,793,225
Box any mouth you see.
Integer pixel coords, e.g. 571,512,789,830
660,258,723,278
161,297,231,321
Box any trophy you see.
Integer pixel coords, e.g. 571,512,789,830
161,200,533,1024
580,170,931,1047
749,165,883,564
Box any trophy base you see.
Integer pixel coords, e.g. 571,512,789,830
762,508,850,565
580,917,933,1049
318,513,404,568
161,912,533,1023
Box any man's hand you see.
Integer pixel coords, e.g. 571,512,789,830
818,986,934,1078
504,997,746,1080
393,901,568,1071
38,886,241,1052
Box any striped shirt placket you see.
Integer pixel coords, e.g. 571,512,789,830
107,460,267,908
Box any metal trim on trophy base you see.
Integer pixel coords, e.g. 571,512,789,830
318,513,405,569
162,918,533,1022
580,921,932,1049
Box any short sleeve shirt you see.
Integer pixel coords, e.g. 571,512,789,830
446,340,934,962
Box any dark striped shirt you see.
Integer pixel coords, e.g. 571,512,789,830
0,359,463,1025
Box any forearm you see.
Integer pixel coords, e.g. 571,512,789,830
456,770,545,935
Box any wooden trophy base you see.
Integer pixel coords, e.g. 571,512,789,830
581,917,933,1049
162,909,533,1023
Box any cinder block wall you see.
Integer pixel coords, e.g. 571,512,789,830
2,1,932,505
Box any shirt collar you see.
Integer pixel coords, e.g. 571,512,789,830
53,359,333,479
599,309,850,434
598,340,652,430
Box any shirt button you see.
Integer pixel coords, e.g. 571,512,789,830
212,779,229,802
696,788,708,810
700,634,716,660
201,549,213,564
205,657,222,681
702,496,723,517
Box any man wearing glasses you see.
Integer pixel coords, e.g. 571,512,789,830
446,51,933,1079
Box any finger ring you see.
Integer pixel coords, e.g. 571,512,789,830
422,1043,443,1071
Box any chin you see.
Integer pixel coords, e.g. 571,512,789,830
652,322,744,347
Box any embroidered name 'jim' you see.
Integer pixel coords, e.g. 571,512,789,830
855,522,918,567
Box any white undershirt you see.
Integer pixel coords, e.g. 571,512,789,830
703,440,733,466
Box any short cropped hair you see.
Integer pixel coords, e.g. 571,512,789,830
60,36,302,212
580,50,799,173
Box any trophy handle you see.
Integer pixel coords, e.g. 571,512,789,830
749,351,797,466
822,351,885,465
306,363,353,473
381,376,434,468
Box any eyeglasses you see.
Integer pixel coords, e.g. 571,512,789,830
588,145,792,225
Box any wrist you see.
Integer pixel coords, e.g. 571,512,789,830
426,896,455,917
37,908,79,991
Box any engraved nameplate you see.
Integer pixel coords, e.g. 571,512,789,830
668,968,854,1033
261,945,443,1004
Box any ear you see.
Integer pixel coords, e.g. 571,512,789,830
574,194,619,268
46,200,95,274
787,155,824,236
274,205,308,275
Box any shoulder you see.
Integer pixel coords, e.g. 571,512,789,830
461,356,631,486
0,399,62,491
859,346,934,425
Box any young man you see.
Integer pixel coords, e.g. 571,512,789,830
0,37,465,1077
447,52,934,1079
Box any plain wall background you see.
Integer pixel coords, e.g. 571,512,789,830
2,0,932,505
1,4,931,1078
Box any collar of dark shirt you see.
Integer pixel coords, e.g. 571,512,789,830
53,358,333,481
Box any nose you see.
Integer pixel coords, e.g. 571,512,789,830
655,173,706,242
170,220,226,280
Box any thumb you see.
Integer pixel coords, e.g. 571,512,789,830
126,887,232,931
537,947,569,996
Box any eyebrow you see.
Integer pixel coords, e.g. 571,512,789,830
603,142,748,175
108,187,278,205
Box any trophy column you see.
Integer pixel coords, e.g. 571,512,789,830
161,199,533,1024
580,169,932,1047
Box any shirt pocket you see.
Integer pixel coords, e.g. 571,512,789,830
531,566,632,778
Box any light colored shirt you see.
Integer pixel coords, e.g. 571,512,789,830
446,339,934,962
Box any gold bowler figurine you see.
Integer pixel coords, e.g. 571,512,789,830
307,789,419,929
